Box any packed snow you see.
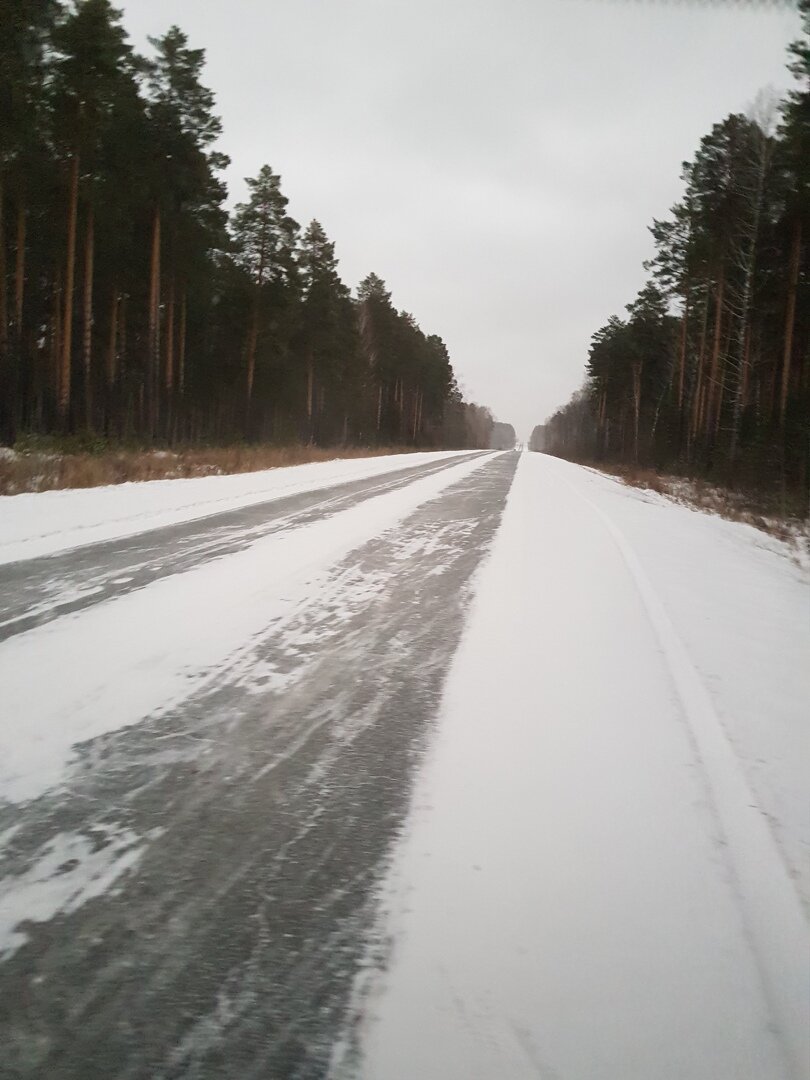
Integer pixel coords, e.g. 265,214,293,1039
336,452,810,1080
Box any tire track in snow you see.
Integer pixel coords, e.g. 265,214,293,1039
0,452,471,563
556,467,810,1080
0,453,485,643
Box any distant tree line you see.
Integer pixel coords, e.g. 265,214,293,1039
490,421,516,450
543,3,809,506
528,424,546,452
0,0,493,450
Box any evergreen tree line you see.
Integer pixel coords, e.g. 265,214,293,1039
544,5,809,507
0,1,493,450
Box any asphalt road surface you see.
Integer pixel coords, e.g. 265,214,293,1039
0,451,518,1080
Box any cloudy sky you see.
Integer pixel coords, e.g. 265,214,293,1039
121,0,801,438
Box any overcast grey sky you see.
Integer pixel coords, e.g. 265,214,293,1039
121,0,800,438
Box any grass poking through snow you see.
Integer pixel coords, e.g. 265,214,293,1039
587,461,810,565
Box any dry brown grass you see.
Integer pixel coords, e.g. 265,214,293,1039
598,464,671,496
0,444,419,496
591,461,808,549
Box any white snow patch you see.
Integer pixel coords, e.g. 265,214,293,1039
0,825,156,960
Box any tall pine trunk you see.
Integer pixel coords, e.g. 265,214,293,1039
82,205,94,431
51,272,62,410
598,389,608,456
705,267,724,443
164,277,175,441
14,200,26,331
119,294,127,384
0,178,10,443
0,180,7,355
729,155,766,467
59,153,80,423
632,362,642,464
178,291,187,396
105,289,118,434
244,201,269,433
412,387,422,441
690,288,710,451
245,300,258,406
106,289,118,388
677,293,689,409
13,198,26,437
306,350,314,434
148,207,161,436
780,218,801,430
742,325,752,410
676,292,689,459
164,276,175,391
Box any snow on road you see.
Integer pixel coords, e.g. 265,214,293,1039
1,448,807,1078
0,452,519,1078
0,451,494,804
337,452,810,1080
0,449,470,564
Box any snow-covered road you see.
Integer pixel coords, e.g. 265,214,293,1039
337,453,809,1080
0,450,807,1080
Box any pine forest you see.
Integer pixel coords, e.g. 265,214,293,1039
0,1,495,454
542,3,810,512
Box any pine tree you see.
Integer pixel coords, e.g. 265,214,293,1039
143,25,228,437
0,0,60,441
298,220,359,443
357,273,396,440
0,5,479,455
779,1,810,437
50,0,137,428
231,166,299,432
